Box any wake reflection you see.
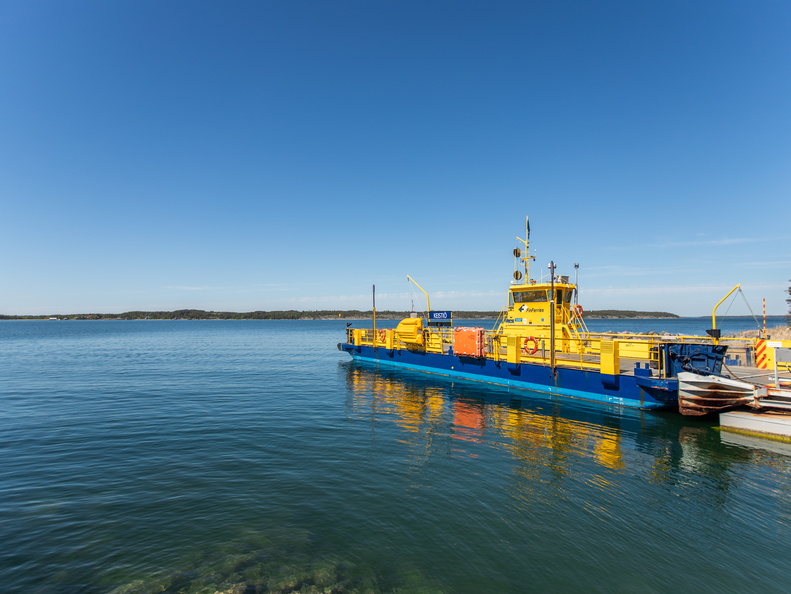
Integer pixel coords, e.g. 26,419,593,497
341,360,791,515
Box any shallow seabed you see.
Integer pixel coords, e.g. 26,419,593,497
2,320,790,593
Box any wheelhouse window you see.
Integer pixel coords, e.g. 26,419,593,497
510,290,547,305
555,289,574,303
552,289,575,304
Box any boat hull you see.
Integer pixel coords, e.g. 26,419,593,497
339,343,678,410
677,371,791,415
677,371,756,416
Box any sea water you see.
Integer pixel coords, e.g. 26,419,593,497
1,319,790,593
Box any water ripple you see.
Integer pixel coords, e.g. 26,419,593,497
2,321,790,592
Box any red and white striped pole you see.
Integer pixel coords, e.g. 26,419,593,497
763,298,767,339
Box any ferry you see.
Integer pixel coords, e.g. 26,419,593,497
337,219,775,412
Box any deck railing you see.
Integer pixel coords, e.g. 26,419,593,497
346,325,760,376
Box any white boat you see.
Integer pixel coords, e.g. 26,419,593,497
677,371,756,416
678,370,791,415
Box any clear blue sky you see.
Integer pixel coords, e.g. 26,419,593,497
1,0,789,316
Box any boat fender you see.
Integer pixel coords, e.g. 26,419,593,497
523,336,539,355
573,305,584,317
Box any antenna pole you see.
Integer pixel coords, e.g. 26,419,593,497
549,260,556,375
515,216,534,282
372,284,377,346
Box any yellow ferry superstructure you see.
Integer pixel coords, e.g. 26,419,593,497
338,218,783,413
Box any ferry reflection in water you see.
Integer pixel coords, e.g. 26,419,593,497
342,360,786,513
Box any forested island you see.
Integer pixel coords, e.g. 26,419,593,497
1,309,680,320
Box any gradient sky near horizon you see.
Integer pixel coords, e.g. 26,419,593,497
1,0,789,317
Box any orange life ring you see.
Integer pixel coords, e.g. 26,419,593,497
523,336,539,355
572,305,584,317
378,329,387,343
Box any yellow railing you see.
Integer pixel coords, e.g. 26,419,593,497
346,325,760,374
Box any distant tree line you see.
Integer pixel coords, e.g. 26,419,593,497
1,309,369,321
585,310,680,319
2,308,681,320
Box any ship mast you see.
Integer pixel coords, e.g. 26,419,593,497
514,216,535,282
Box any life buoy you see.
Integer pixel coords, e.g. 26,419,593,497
378,329,387,343
572,305,584,317
523,336,539,355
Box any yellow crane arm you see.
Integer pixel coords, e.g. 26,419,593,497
406,275,431,313
711,284,740,340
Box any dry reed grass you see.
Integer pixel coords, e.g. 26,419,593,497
730,324,791,340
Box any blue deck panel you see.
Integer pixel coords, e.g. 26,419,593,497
339,343,678,410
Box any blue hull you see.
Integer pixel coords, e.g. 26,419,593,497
338,343,679,410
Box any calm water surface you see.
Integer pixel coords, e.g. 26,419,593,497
2,319,790,593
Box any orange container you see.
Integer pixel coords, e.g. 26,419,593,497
454,327,486,358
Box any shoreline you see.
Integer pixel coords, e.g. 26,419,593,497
2,313,786,322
